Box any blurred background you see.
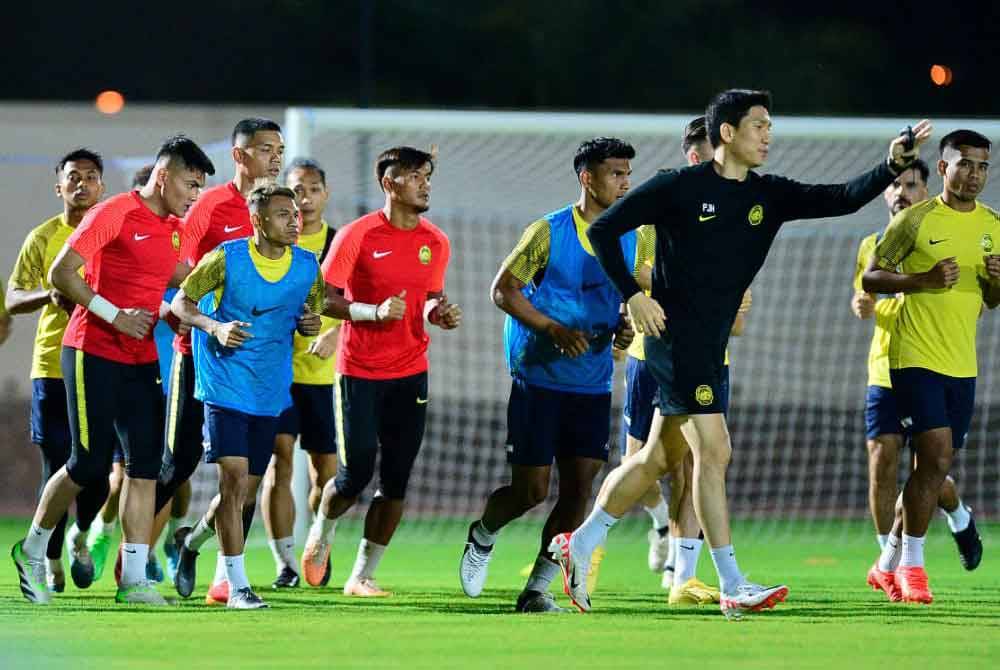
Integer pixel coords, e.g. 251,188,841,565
1,1,997,526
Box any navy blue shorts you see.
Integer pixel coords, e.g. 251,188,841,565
506,378,611,467
203,404,280,477
864,385,907,440
276,383,337,454
30,378,71,451
888,368,975,451
621,356,658,454
644,334,728,416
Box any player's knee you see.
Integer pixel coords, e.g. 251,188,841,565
219,468,249,498
333,467,371,500
698,440,731,471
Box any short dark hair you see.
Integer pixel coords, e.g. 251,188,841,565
232,118,282,146
131,164,154,189
374,146,434,190
284,157,327,187
904,158,930,184
155,135,216,176
939,129,992,156
56,148,103,175
705,89,773,147
573,137,635,176
681,116,709,154
247,183,297,215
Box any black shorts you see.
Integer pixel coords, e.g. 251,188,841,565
203,403,280,477
276,383,337,454
889,368,975,451
334,372,428,500
62,347,165,484
30,378,71,452
506,378,611,466
161,353,204,478
644,333,727,416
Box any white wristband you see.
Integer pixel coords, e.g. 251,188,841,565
348,302,378,322
87,294,121,324
423,298,441,323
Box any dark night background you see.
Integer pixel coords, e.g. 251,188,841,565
9,0,999,114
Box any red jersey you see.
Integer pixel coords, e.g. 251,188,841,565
174,182,252,354
63,191,181,365
322,210,450,380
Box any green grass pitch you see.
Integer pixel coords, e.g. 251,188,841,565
0,517,996,669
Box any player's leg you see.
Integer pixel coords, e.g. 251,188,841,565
302,374,378,586
299,383,338,586
88,453,123,583
262,421,298,587
344,372,429,597
668,445,720,605
114,359,168,605
935,474,981,570
66,463,110,589
461,380,556,598
155,354,204,518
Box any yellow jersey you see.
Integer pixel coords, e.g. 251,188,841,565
292,223,341,385
854,233,902,388
8,214,76,379
873,196,1000,378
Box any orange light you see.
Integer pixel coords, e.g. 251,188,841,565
95,90,125,114
930,65,953,86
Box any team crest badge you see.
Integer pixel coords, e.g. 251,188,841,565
982,233,994,253
418,245,432,265
748,204,764,226
695,385,714,406
172,231,181,251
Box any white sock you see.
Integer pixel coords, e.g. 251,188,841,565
185,517,215,551
899,533,925,568
224,554,250,591
120,543,149,586
877,534,889,550
350,539,387,581
268,536,296,571
877,534,902,572
665,535,678,568
471,520,498,548
213,551,227,584
673,537,703,587
571,505,619,558
709,545,744,594
524,555,560,593
644,498,670,531
167,517,181,538
942,502,970,533
101,521,116,535
308,510,337,544
24,523,54,559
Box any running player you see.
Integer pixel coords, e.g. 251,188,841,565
171,184,324,609
557,89,930,618
862,130,994,604
262,158,341,589
6,148,111,592
853,160,982,588
167,118,284,604
459,138,636,613
301,146,461,596
10,135,214,605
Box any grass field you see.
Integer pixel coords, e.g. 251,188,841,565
0,516,997,669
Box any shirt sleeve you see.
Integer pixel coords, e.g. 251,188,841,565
8,229,46,290
321,222,364,289
853,234,876,291
588,169,681,301
178,200,214,266
770,160,895,223
67,202,127,263
428,230,451,293
634,225,656,274
873,209,920,271
180,248,226,302
502,219,550,285
306,267,326,313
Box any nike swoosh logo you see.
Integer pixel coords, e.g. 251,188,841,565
373,250,392,259
680,544,695,551
224,225,244,233
133,233,151,241
251,305,281,316
581,281,604,291
698,215,717,222
124,549,137,554
416,397,429,404
155,378,162,385
929,238,949,245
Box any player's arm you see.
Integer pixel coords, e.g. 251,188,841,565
296,268,325,337
730,288,752,336
424,232,461,329
492,219,588,357
0,285,10,346
850,237,876,319
171,249,251,348
320,223,405,323
981,255,1000,308
862,210,958,293
50,211,153,340
777,120,932,222
6,232,68,314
